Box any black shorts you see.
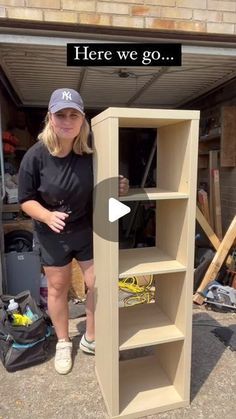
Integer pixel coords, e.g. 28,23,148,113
33,223,93,267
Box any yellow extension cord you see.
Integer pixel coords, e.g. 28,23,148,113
118,275,155,306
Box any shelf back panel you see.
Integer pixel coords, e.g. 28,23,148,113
157,121,191,193
156,200,188,266
119,353,187,418
154,272,187,335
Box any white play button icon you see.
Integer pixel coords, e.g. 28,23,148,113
109,198,131,222
93,177,149,241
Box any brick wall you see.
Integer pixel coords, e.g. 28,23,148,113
1,0,236,34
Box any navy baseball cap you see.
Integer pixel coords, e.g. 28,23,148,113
48,88,85,114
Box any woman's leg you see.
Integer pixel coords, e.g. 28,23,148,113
78,259,95,341
44,263,72,340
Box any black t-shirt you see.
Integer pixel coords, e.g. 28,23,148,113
18,141,93,233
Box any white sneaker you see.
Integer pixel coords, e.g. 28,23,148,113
54,340,73,374
79,334,95,355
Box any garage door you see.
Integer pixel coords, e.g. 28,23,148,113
1,33,236,110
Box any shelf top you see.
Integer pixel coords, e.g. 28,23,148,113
91,107,200,128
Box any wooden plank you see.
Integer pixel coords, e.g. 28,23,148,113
2,218,33,234
198,189,210,224
220,106,236,167
193,215,236,304
212,169,223,240
198,155,208,169
196,206,220,250
3,203,20,212
69,259,85,299
209,150,218,229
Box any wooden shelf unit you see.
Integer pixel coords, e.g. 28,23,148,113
91,107,199,419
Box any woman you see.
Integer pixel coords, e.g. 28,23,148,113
18,88,129,375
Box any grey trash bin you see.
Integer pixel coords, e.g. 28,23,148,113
4,251,41,303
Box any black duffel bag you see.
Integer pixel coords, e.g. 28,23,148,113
0,290,52,372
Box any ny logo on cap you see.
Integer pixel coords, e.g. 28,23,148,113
62,91,72,101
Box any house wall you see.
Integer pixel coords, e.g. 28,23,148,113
0,0,236,35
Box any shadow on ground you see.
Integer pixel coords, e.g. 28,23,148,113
191,308,235,402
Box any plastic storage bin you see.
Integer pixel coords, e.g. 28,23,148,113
4,251,41,303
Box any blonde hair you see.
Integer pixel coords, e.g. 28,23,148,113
38,112,93,156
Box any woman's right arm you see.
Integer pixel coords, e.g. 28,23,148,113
21,200,69,233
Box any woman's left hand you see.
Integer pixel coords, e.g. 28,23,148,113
119,175,129,196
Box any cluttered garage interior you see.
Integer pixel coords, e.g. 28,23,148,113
1,32,236,316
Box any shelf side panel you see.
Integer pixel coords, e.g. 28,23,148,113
93,117,120,416
183,118,200,401
155,341,187,402
155,118,199,401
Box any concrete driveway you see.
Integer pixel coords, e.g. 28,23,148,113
0,305,235,419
